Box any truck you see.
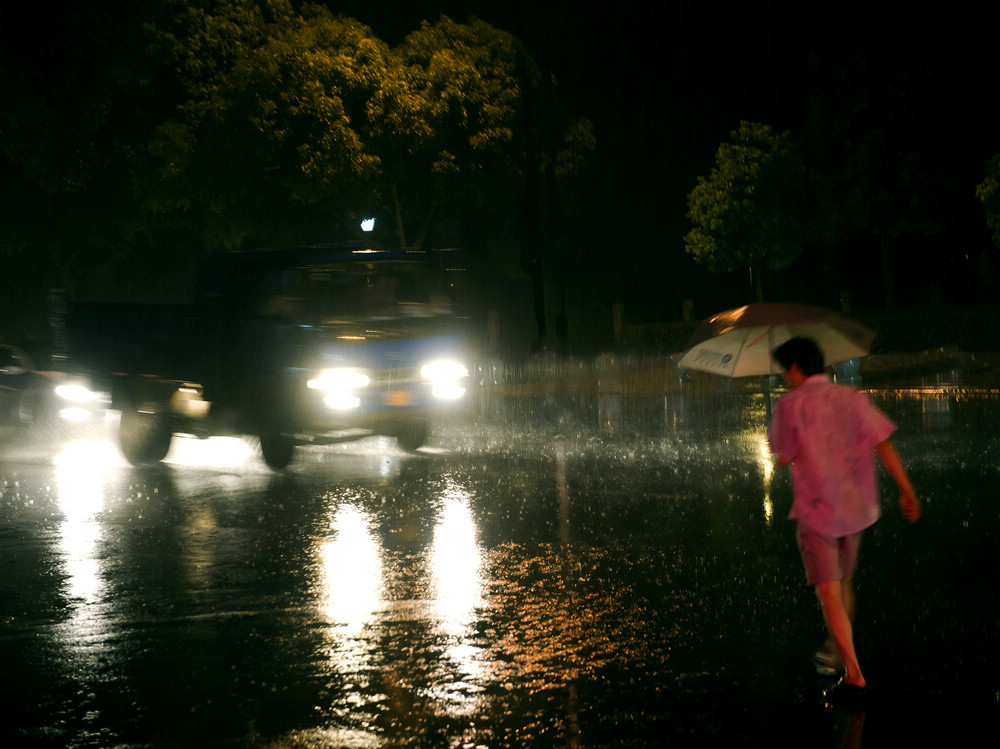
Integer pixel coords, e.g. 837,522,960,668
63,244,471,469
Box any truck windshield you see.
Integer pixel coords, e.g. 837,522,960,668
253,258,457,324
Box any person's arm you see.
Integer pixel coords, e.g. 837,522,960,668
875,439,921,522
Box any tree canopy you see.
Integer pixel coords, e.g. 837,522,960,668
0,0,593,303
143,1,389,249
977,154,1000,250
684,121,806,302
380,15,539,249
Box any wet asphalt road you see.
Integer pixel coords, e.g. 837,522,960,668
1,382,998,747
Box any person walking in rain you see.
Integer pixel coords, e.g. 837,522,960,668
767,337,921,705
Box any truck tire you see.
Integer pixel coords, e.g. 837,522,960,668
120,409,172,464
260,432,295,470
395,418,429,452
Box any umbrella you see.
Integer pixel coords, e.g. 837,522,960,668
678,303,875,378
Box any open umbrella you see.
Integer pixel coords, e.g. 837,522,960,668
678,303,875,378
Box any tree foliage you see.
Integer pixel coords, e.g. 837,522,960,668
976,154,1000,249
139,3,584,254
1,0,594,306
385,16,538,248
143,1,388,249
684,121,806,301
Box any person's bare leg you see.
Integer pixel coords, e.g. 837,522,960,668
816,580,865,687
841,577,856,620
821,578,856,664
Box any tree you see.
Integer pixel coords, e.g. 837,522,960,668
976,154,1000,249
144,7,587,257
2,0,595,335
142,1,387,249
684,121,806,302
389,15,596,351
384,15,538,250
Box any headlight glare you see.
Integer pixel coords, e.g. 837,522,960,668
308,368,370,393
324,393,362,410
420,359,468,382
55,383,97,403
431,382,466,401
59,407,93,422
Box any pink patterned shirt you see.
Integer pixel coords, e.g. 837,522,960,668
768,374,896,536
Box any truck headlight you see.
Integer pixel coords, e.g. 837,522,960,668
55,382,99,421
308,368,370,410
55,383,98,403
420,359,468,401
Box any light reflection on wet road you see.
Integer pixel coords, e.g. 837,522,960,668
1,384,998,747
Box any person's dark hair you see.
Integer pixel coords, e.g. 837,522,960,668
773,337,824,375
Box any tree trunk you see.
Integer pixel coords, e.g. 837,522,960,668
49,246,80,301
750,264,764,303
411,202,438,251
390,182,407,248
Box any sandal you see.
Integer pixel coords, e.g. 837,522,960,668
823,676,866,709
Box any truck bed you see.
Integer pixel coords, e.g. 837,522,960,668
65,302,202,385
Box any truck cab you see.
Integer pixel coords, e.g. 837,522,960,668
70,244,471,469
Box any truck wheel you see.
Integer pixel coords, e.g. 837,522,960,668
120,409,172,464
260,432,295,470
395,419,429,452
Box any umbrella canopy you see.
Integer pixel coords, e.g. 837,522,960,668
678,303,875,378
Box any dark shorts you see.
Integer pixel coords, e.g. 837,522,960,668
795,524,862,586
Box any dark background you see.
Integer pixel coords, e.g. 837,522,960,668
330,1,998,317
2,1,997,354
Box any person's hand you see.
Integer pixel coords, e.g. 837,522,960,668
899,487,921,522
